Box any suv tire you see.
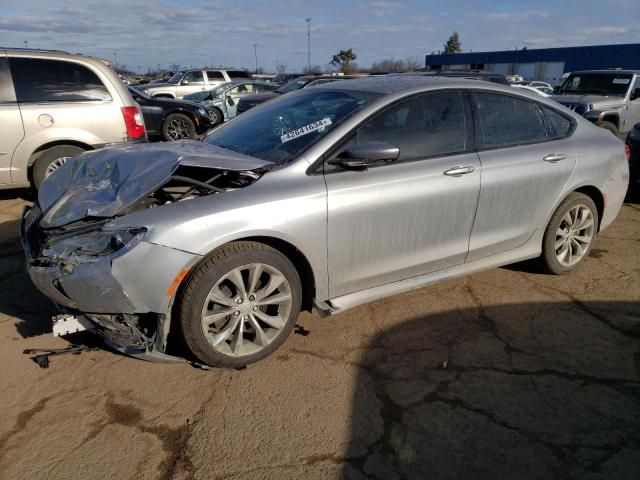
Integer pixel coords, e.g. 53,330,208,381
179,241,302,368
540,192,598,275
32,145,85,189
595,121,619,137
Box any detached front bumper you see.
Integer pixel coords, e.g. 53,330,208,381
21,205,202,356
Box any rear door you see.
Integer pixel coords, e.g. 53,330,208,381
206,71,226,88
326,91,481,297
177,71,205,97
467,91,577,261
0,54,23,185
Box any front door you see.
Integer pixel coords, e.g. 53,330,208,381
325,91,481,297
467,91,577,261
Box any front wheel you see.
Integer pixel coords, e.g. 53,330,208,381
179,241,302,368
208,107,223,126
540,192,598,274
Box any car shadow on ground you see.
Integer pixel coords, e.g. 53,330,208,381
341,300,640,480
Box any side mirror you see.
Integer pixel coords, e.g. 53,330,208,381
328,142,400,171
180,79,190,86
227,96,235,106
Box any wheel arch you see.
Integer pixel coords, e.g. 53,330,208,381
573,185,605,231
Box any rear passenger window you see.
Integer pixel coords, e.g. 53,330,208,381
357,91,467,161
206,71,224,80
473,92,546,148
542,106,573,139
9,58,111,103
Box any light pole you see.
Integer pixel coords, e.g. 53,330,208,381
305,18,312,72
113,51,117,72
253,43,258,72
24,40,28,49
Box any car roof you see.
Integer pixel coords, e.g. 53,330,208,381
570,69,640,75
314,75,515,95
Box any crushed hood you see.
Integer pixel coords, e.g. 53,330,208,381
38,140,273,229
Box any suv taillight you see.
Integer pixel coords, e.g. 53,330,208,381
121,106,146,140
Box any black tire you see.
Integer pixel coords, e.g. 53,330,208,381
162,113,196,141
540,192,598,275
32,145,85,189
595,121,619,137
179,241,302,368
208,107,223,126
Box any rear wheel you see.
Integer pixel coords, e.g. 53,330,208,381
179,241,302,368
540,192,598,274
162,113,196,141
32,145,85,189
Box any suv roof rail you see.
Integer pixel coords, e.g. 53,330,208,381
1,47,70,54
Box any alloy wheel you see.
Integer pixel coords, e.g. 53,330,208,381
554,205,595,267
200,263,293,357
166,118,192,140
45,156,71,178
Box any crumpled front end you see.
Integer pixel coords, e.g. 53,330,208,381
21,140,273,360
21,203,201,356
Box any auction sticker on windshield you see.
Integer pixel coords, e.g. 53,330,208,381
612,78,630,84
281,118,332,143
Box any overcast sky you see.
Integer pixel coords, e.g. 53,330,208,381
0,0,638,73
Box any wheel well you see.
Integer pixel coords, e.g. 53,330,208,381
600,115,619,129
28,140,93,167
574,186,604,231
239,236,316,312
164,110,196,125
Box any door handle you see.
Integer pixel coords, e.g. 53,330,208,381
443,165,475,176
543,153,567,163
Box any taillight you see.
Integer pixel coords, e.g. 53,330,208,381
121,106,146,140
624,144,631,162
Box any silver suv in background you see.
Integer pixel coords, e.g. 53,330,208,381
1,48,145,189
138,69,252,99
553,70,640,138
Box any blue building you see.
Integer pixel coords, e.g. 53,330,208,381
424,43,640,85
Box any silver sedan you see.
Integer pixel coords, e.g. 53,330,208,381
22,76,629,367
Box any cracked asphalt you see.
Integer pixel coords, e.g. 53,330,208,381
0,189,639,480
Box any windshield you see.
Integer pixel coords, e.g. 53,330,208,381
559,73,633,96
167,71,185,84
204,88,381,164
276,78,313,94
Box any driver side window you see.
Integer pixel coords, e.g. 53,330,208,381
183,71,204,84
356,91,467,161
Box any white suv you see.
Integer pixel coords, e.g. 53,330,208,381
1,48,145,189
138,69,252,99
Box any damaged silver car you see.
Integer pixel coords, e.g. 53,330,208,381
22,76,629,368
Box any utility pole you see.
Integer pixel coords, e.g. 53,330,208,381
306,18,312,72
24,40,28,49
253,43,258,72
113,51,117,72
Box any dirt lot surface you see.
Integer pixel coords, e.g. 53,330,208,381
0,190,639,480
